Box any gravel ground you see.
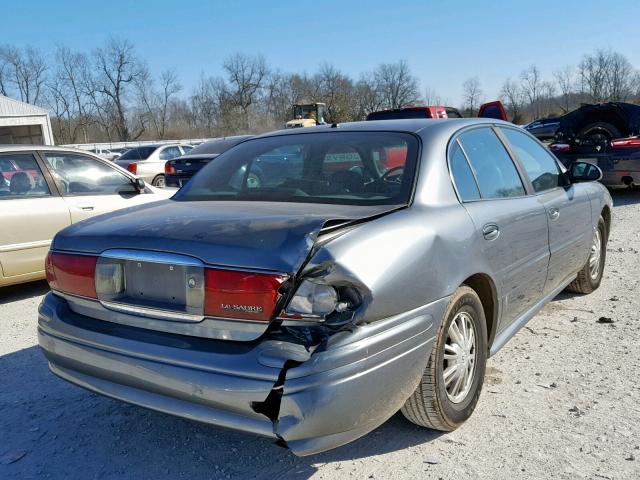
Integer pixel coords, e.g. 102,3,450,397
1,190,639,480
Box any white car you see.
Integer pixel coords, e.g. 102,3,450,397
0,145,174,287
115,144,193,187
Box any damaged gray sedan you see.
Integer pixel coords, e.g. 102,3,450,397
38,119,612,456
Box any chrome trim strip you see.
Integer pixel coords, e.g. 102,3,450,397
100,300,205,323
0,239,51,252
100,249,204,266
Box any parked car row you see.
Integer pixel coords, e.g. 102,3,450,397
115,144,194,186
37,117,611,456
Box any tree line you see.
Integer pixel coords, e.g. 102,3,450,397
1,38,639,144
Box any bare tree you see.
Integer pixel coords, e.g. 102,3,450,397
0,45,47,104
500,79,525,123
314,63,354,122
92,38,147,141
222,53,268,130
374,60,420,109
353,74,382,120
607,51,635,101
137,68,182,139
424,86,444,105
578,50,610,103
462,77,483,115
553,66,575,113
520,65,543,118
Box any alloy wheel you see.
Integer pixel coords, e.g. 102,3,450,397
443,311,477,404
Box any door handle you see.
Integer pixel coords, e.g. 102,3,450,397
548,207,559,220
77,203,95,211
482,223,500,241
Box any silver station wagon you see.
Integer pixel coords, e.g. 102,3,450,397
38,119,612,456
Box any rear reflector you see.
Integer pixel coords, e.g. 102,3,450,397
204,269,286,321
126,162,137,174
46,252,98,298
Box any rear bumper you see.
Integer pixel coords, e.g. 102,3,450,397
165,174,192,188
38,293,446,455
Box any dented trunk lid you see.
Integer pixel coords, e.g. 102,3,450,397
52,200,394,274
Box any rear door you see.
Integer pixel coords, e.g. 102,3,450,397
498,127,592,293
40,151,152,222
451,127,549,330
0,152,71,280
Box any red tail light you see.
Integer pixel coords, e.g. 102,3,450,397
46,252,98,298
204,269,287,321
126,162,137,174
549,143,570,153
165,161,176,175
611,137,640,149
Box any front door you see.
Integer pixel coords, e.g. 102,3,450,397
40,152,147,222
0,152,71,279
498,127,592,294
454,127,550,330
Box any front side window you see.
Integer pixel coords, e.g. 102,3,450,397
43,153,133,196
458,128,525,199
176,132,419,206
0,153,50,198
500,128,562,193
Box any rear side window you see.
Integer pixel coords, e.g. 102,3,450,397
458,128,525,199
160,146,182,160
0,153,50,198
500,128,561,193
449,141,480,201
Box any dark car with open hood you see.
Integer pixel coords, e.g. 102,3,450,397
39,119,612,456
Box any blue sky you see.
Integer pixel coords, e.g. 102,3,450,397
4,0,639,105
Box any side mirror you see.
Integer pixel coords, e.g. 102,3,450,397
570,161,602,183
133,178,146,192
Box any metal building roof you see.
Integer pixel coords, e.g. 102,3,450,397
0,95,49,117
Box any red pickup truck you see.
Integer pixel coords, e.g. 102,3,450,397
366,101,508,122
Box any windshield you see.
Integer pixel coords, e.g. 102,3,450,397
174,131,419,206
293,105,325,123
118,146,157,160
367,110,429,121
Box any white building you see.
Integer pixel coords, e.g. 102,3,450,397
0,95,54,145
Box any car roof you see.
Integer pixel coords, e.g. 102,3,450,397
0,144,107,155
254,118,514,139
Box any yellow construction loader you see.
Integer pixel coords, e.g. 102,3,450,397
285,103,327,128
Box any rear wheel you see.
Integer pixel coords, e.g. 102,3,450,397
577,122,621,149
566,216,607,294
401,286,488,431
152,175,166,187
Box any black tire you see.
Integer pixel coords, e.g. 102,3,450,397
577,122,621,148
152,175,165,187
401,286,488,431
566,216,607,294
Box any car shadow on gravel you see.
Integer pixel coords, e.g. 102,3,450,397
610,187,640,206
2,344,443,480
0,280,49,305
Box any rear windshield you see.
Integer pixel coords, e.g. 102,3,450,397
367,110,429,121
189,137,249,155
174,131,419,206
118,146,157,160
